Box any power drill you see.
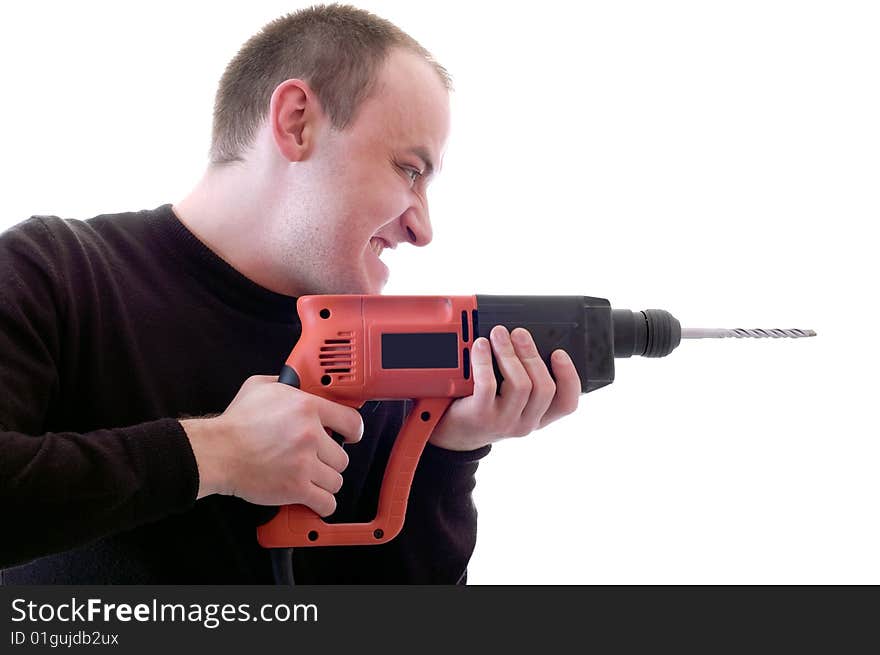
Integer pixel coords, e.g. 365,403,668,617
256,294,814,549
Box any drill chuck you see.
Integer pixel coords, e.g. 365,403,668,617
612,309,682,358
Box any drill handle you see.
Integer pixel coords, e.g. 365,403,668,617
256,366,451,547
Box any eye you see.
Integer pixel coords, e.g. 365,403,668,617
401,165,423,186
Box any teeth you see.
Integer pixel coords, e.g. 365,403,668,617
370,237,384,257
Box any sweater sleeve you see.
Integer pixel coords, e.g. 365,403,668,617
0,218,198,568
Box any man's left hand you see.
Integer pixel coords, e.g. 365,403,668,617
428,325,582,451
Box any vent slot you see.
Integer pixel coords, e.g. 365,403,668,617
319,336,353,376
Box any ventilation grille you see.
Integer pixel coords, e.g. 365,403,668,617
319,332,355,382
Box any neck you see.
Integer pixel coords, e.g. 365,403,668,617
173,160,298,296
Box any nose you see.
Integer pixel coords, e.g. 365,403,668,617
400,203,433,247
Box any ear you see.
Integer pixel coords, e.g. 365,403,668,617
269,79,323,162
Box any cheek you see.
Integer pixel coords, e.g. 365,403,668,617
323,151,411,236
347,189,411,239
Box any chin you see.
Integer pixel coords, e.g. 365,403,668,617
329,275,386,296
361,280,387,296
361,266,389,295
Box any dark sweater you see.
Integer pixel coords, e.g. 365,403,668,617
0,205,488,584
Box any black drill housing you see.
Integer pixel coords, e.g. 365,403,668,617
474,295,682,394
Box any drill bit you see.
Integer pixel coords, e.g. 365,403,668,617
681,328,817,339
611,308,815,359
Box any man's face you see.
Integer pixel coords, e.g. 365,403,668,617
279,48,451,295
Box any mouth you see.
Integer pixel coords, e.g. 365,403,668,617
367,236,392,288
369,236,393,258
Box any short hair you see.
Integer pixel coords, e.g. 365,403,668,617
210,3,452,164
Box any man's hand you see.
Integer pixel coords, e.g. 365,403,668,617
182,375,364,516
429,326,582,451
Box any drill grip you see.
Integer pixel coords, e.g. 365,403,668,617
256,365,451,547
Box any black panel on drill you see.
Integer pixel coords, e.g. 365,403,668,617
381,333,459,369
473,295,615,393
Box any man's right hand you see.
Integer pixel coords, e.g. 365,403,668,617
181,375,364,517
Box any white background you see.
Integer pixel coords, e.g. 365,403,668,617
1,1,877,584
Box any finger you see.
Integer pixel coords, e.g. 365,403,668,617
539,349,583,428
255,375,284,385
316,432,350,472
313,399,364,444
235,374,280,400
489,325,531,415
470,337,498,406
311,461,344,494
303,483,337,518
510,328,556,427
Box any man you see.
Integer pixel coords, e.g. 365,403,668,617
0,4,580,584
